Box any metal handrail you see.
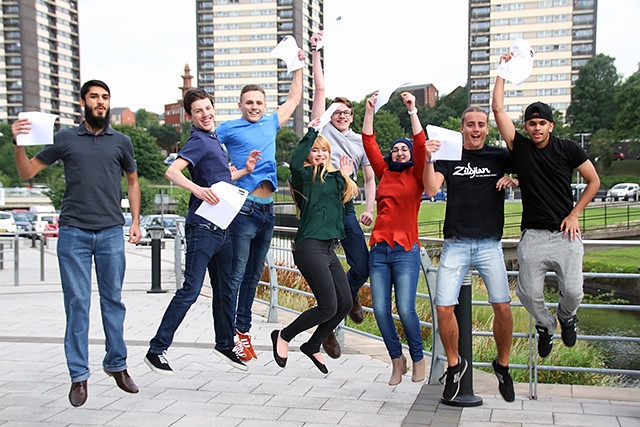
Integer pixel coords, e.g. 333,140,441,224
172,225,640,397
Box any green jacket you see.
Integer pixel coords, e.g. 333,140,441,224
289,128,352,245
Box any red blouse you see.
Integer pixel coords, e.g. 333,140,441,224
362,130,426,251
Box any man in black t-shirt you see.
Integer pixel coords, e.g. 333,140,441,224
492,53,600,360
423,107,517,403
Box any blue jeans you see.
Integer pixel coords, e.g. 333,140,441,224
57,225,127,382
150,224,234,353
230,199,274,333
342,206,370,300
369,242,424,362
435,237,511,306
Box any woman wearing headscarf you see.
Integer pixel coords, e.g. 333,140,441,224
362,91,435,385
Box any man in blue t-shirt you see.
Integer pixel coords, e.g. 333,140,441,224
216,48,304,362
493,52,600,360
145,88,260,375
423,107,518,403
11,80,142,407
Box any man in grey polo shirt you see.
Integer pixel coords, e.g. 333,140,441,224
11,80,142,407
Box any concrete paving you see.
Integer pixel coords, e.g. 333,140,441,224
0,237,638,426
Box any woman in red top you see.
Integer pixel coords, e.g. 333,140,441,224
362,92,433,385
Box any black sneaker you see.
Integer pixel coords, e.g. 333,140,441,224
213,348,248,371
559,316,578,347
144,351,174,376
535,325,554,358
492,358,515,402
438,357,468,402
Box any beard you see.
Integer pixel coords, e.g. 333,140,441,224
84,107,111,131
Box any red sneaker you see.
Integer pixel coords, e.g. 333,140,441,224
237,330,258,360
233,335,252,361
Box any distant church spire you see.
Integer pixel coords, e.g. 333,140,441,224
180,64,193,97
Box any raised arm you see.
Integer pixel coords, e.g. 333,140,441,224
362,93,376,135
277,49,305,126
491,54,516,150
402,92,422,137
11,118,48,179
310,31,326,120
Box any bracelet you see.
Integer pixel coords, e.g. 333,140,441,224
426,159,436,164
408,108,418,115
311,46,319,51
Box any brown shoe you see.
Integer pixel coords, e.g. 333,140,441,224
348,295,364,324
68,380,87,407
104,369,139,393
322,331,341,359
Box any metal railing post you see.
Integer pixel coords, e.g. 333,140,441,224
421,247,445,385
40,234,45,281
14,234,19,286
266,249,278,323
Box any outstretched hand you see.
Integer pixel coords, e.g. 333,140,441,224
245,150,262,173
339,155,354,178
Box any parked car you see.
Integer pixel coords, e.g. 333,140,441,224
606,183,640,202
0,212,17,235
140,214,185,239
31,213,60,237
44,216,59,237
10,211,35,237
422,189,447,202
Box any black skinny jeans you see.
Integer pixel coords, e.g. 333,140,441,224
281,239,353,351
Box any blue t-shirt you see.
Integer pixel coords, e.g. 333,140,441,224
36,122,136,230
216,113,280,193
179,125,233,225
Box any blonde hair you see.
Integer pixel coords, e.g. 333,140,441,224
290,134,360,217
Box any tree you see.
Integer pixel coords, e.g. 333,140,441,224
614,66,640,140
588,129,615,173
148,123,182,153
567,54,620,133
134,108,160,129
112,125,165,182
275,127,298,164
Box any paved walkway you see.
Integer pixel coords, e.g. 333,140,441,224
0,238,638,426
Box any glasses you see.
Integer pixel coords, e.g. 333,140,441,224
391,147,410,154
333,110,352,117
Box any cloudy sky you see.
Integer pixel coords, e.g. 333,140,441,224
79,0,640,113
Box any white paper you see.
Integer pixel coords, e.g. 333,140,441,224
316,16,343,50
316,103,339,131
374,81,412,113
16,112,58,146
270,35,305,74
194,181,248,230
496,38,534,87
425,125,463,161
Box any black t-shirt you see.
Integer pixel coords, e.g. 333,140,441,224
436,144,514,239
510,132,589,231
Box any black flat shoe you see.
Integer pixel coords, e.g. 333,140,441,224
300,343,328,374
271,330,287,368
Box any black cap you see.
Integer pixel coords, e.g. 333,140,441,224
524,101,554,123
